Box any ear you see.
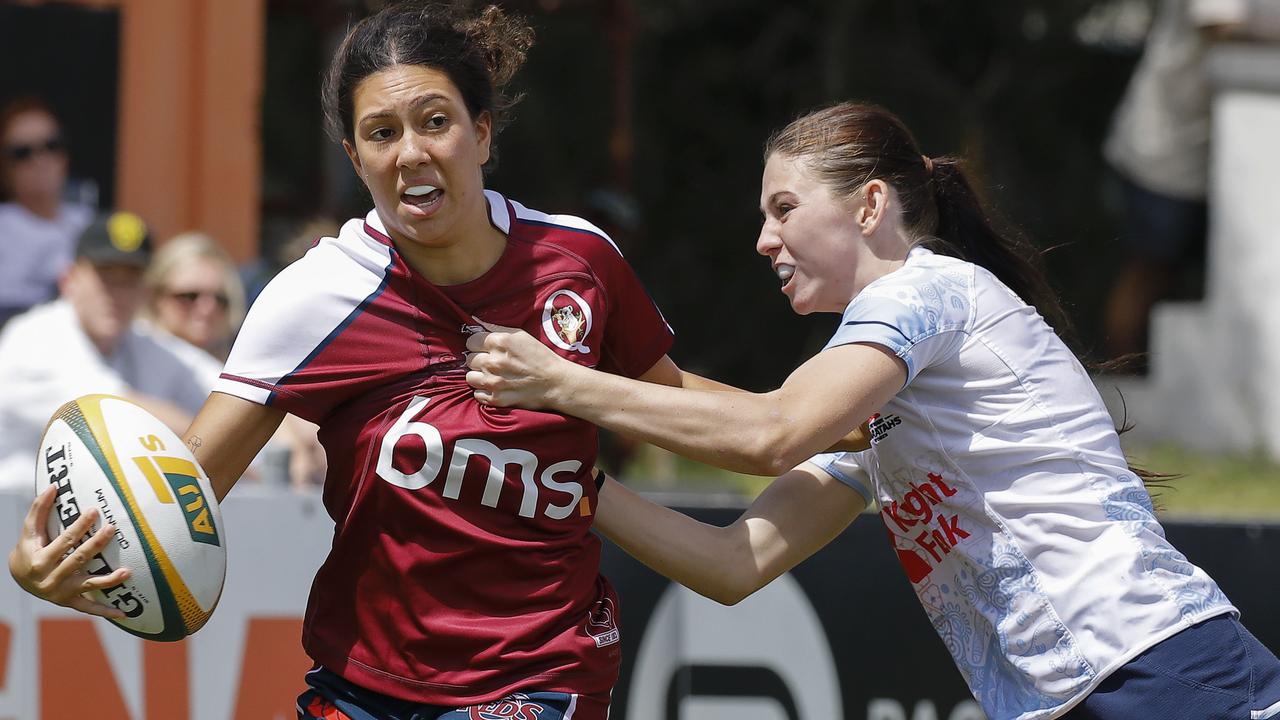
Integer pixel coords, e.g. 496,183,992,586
58,259,87,297
857,179,891,236
342,138,364,182
474,110,493,166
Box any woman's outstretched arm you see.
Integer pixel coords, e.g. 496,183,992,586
594,464,867,605
467,326,902,475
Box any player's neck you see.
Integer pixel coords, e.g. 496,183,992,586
397,221,508,287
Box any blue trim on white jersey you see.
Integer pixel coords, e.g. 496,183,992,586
841,320,911,341
806,453,874,505
270,246,397,405
825,248,971,385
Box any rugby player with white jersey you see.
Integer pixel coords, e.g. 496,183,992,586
465,102,1280,720
10,4,724,719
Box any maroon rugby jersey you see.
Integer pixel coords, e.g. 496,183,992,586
213,191,673,704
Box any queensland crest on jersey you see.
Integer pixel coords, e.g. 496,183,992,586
586,595,620,648
541,289,593,354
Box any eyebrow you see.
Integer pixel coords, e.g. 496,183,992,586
356,93,452,125
760,191,792,214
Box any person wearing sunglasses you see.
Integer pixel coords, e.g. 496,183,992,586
142,232,247,362
0,211,223,493
0,96,93,328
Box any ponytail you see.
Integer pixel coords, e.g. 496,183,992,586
925,157,1074,339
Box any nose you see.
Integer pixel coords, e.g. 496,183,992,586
396,130,433,170
756,223,782,257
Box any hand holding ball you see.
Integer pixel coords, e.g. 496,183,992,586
34,394,225,641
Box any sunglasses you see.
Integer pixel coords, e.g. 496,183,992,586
165,289,230,310
4,136,65,162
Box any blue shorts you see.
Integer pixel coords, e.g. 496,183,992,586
295,666,609,720
1074,614,1280,719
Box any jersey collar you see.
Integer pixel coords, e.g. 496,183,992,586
361,190,514,248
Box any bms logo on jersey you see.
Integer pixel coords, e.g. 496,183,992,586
376,395,590,521
868,413,902,445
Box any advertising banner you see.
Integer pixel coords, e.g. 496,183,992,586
1,492,1275,720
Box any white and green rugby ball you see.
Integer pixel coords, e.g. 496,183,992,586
37,394,226,641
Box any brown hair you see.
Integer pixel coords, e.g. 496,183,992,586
0,95,64,196
322,1,534,165
764,101,1072,337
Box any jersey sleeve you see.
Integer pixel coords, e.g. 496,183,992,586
823,261,972,386
213,236,395,423
804,452,874,505
594,244,674,379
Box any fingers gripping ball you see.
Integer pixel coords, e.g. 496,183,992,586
37,395,226,641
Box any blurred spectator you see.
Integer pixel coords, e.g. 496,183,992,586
267,218,340,489
143,232,247,361
137,225,329,490
0,97,93,328
241,217,342,308
1102,0,1280,366
0,211,220,492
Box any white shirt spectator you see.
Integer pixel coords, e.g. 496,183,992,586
0,299,220,492
1104,0,1277,200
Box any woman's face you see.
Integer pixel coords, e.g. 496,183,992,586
756,153,862,315
343,64,492,250
153,257,232,352
2,109,67,208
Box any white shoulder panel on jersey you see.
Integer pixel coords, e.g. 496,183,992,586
213,215,394,405
804,452,874,504
825,248,974,384
483,189,512,235
504,194,624,257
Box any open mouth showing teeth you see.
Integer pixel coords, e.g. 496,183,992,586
402,185,443,206
776,264,795,283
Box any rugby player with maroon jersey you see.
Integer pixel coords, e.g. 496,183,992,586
8,4,732,719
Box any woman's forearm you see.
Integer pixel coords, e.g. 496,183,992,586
469,328,904,474
555,363,807,475
594,466,868,605
595,476,766,604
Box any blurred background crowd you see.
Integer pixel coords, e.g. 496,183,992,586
1,0,1278,511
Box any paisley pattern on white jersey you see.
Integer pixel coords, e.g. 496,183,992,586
806,247,1235,720
826,248,971,384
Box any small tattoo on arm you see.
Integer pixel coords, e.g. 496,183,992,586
186,435,203,454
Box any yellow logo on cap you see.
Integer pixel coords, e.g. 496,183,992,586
106,212,146,252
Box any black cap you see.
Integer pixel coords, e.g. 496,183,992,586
76,211,153,267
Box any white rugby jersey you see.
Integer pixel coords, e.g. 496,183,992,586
808,247,1234,720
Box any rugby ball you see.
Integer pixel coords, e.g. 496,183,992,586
36,394,225,641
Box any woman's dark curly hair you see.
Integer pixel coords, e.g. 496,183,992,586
323,1,534,163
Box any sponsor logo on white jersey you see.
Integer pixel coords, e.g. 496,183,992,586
880,472,969,583
868,413,902,445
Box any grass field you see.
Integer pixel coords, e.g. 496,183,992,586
1126,443,1280,521
625,443,1280,521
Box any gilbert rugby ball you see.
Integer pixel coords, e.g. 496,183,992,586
37,394,225,641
